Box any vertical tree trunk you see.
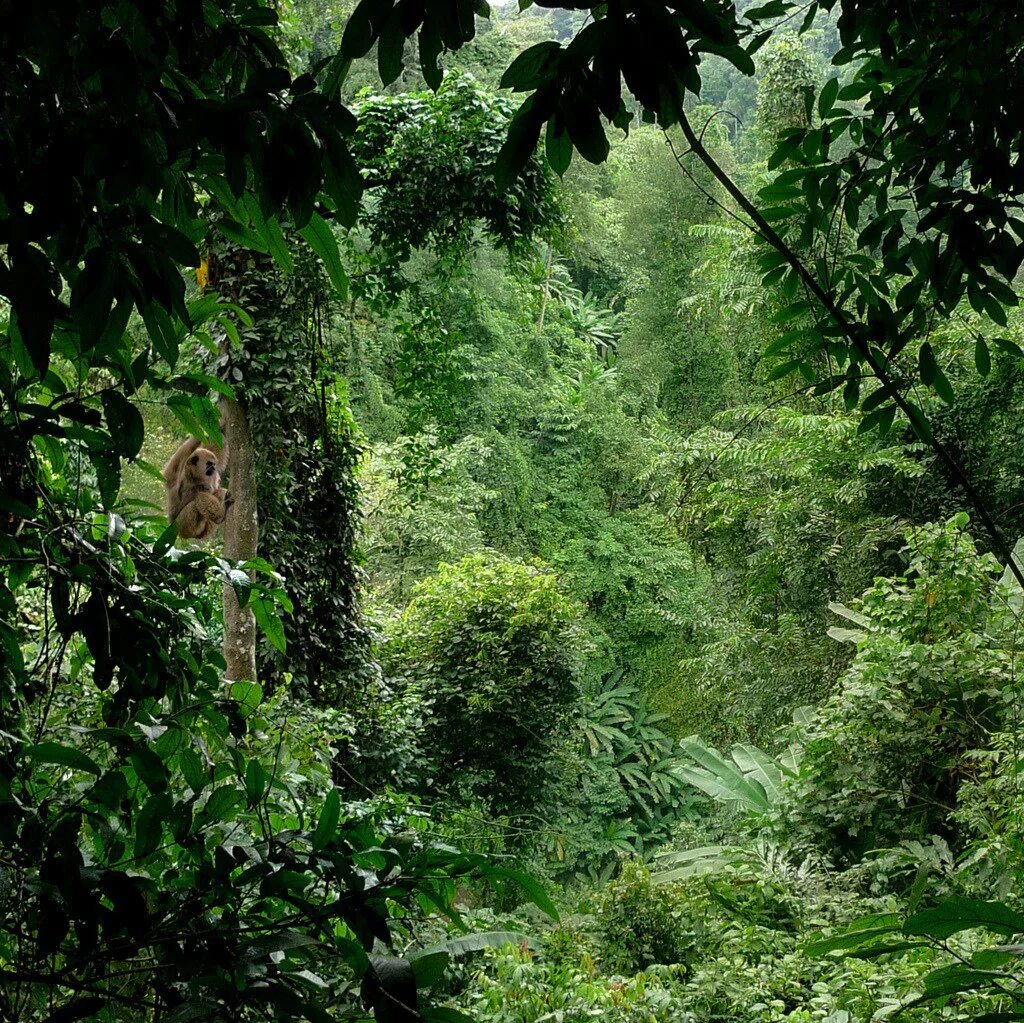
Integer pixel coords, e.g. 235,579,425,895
537,247,553,332
220,395,258,682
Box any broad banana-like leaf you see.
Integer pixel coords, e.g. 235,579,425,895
679,736,751,790
827,625,865,644
731,742,795,800
999,536,1024,609
677,736,799,812
675,764,770,812
651,845,728,883
414,931,534,960
828,600,872,628
791,706,814,728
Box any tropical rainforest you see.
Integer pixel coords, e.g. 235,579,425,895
4,1,1024,1022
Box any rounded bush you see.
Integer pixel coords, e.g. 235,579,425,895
389,554,583,815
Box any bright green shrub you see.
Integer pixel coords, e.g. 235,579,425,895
776,516,1014,862
953,730,1024,896
458,942,688,1023
387,554,583,815
594,860,705,973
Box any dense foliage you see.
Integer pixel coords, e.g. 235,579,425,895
6,2,1024,1023
386,555,582,816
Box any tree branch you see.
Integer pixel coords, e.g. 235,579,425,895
676,110,1024,591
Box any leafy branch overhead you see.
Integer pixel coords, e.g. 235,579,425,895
350,73,560,265
3,2,366,385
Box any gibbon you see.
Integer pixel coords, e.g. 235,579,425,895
162,436,231,540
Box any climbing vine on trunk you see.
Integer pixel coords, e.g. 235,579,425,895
211,240,370,702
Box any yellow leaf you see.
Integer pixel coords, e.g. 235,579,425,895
195,254,209,291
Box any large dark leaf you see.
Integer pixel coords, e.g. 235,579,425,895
363,956,419,1023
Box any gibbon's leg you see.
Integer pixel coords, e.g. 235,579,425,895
173,498,206,540
173,492,222,540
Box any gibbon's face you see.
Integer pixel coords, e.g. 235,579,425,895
187,447,220,487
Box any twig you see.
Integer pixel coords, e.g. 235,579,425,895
675,109,1024,590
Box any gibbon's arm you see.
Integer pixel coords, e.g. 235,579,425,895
174,490,230,541
163,433,229,482
162,437,202,484
214,437,229,476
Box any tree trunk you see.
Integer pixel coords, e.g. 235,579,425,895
537,247,553,332
220,395,258,682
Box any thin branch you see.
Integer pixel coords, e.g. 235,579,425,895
675,109,1024,591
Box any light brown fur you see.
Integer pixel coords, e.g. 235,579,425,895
162,437,231,541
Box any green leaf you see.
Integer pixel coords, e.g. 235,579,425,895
767,133,804,170
245,206,294,274
500,41,560,92
100,391,145,459
27,741,101,776
905,899,1024,939
218,218,270,253
377,10,405,86
829,601,871,629
130,746,169,792
763,328,807,359
492,869,559,921
342,0,391,59
312,788,341,851
153,522,179,557
420,931,531,958
135,792,171,859
245,759,267,806
90,451,121,509
251,596,286,654
299,214,349,299
909,963,998,1002
320,53,352,100
545,121,573,177
933,366,955,404
410,950,449,988
975,337,992,375
917,341,937,385
845,940,930,959
203,784,243,822
651,846,728,883
973,949,1016,970
229,680,263,718
495,100,542,189
228,568,253,607
677,736,771,811
765,358,803,382
744,1,787,21
818,77,839,119
904,401,932,443
993,337,1024,360
805,920,902,955
364,956,419,1023
177,747,209,792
